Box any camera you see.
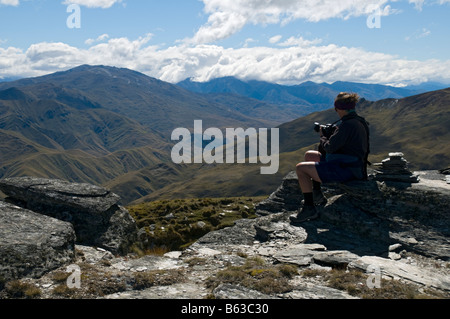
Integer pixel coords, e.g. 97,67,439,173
314,122,338,139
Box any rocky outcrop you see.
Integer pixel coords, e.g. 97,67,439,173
102,168,448,299
256,170,450,259
0,201,76,282
1,168,449,299
0,177,138,255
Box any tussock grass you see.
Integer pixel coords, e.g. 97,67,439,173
206,256,298,295
127,197,263,252
3,280,42,299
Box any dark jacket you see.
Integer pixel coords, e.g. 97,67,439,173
320,112,370,179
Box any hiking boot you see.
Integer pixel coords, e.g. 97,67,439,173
290,205,319,224
301,190,327,206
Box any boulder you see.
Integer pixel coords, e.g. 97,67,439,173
255,170,450,260
0,201,76,281
256,171,302,215
0,177,138,255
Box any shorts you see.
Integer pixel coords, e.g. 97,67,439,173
315,155,363,184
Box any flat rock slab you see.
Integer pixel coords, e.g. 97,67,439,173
111,255,184,272
213,284,276,299
0,176,120,214
349,256,450,291
104,282,208,300
313,250,360,267
273,244,327,266
0,201,76,281
254,221,308,242
286,284,358,299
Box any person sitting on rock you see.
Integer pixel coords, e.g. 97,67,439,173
290,92,370,224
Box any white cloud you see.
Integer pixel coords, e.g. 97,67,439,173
243,38,257,48
85,34,109,45
63,0,122,9
192,0,392,43
269,35,282,44
0,0,19,5
405,28,432,41
278,36,323,47
1,34,450,86
409,0,425,10
409,0,450,10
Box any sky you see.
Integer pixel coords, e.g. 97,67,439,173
0,0,449,86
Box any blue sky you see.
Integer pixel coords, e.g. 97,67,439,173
1,0,449,86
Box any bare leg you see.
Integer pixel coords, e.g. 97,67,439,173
291,151,324,223
296,151,322,193
305,151,322,163
296,162,322,193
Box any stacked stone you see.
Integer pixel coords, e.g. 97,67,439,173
439,168,450,184
373,152,420,183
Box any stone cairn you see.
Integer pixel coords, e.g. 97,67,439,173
373,152,420,183
439,168,450,184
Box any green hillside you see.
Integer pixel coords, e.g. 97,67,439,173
0,65,448,205
128,88,450,203
0,65,278,135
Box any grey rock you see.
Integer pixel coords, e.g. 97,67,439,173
349,256,450,291
257,170,450,261
194,218,258,248
273,244,326,266
76,245,114,264
105,283,208,300
4,167,450,299
111,255,183,272
256,171,302,215
312,250,360,267
213,284,277,299
286,285,358,299
0,176,120,213
0,177,138,255
389,244,403,252
373,153,420,183
0,201,76,281
254,220,308,242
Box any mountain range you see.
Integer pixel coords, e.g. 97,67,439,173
177,77,447,115
0,65,449,204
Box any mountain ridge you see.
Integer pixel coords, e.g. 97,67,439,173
177,76,446,111
131,88,450,203
0,65,278,135
0,65,449,204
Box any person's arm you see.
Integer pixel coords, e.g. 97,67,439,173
321,124,349,154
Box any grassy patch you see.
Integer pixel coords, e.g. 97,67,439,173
127,197,264,252
133,269,186,290
206,256,298,295
3,280,42,299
